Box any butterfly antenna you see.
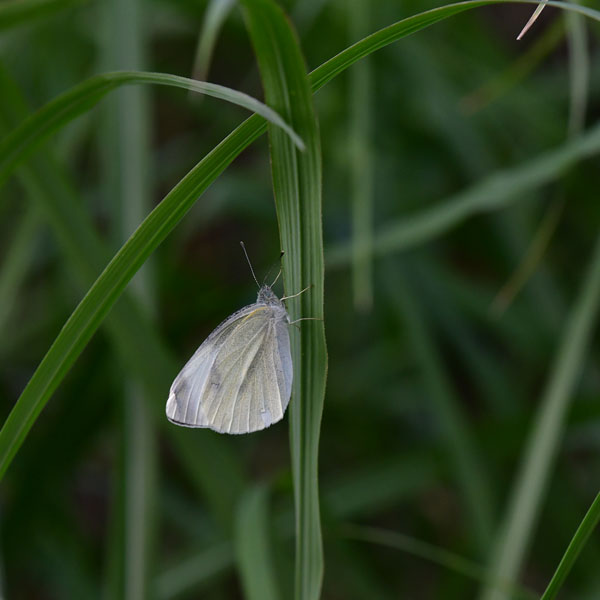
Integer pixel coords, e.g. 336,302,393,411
270,251,285,287
240,241,260,288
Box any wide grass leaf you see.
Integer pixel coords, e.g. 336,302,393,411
240,2,327,599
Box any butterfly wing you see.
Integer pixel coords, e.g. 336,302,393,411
166,303,293,434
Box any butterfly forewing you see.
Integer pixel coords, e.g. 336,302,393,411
166,293,293,434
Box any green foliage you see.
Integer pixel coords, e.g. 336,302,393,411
2,1,600,599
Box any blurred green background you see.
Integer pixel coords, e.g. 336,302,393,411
1,0,600,598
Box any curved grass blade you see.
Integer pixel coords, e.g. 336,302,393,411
517,0,548,40
344,525,537,600
0,64,247,514
190,0,236,83
540,492,600,600
1,0,600,482
240,2,327,599
0,69,304,188
479,235,600,600
326,121,600,267
0,0,85,31
235,486,280,600
2,1,598,194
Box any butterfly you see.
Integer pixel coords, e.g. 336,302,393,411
166,243,309,434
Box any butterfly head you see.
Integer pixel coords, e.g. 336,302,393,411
257,285,282,306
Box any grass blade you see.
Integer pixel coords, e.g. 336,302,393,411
190,0,236,83
241,2,327,599
344,525,536,600
517,0,548,40
387,264,495,551
566,0,589,137
540,492,600,600
0,0,84,30
479,235,600,600
154,543,233,599
1,0,599,484
327,122,600,267
235,486,280,600
349,0,374,311
0,207,42,336
0,69,304,188
101,0,156,597
0,65,246,526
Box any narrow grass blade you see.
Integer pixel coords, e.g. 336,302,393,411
101,0,156,597
234,486,280,600
566,1,589,137
156,452,438,598
1,0,599,482
0,0,84,30
540,492,600,600
386,264,494,551
327,122,600,267
491,198,564,315
344,525,537,600
241,2,327,599
461,18,564,113
307,1,600,93
0,69,304,189
479,235,600,600
0,207,42,336
348,0,373,311
517,1,548,40
0,66,246,526
191,0,236,82
154,543,233,600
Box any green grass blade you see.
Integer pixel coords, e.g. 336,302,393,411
156,452,438,597
344,525,537,600
2,0,599,485
102,0,156,597
235,486,280,600
387,265,494,550
241,2,327,599
154,543,233,599
0,0,84,30
0,78,268,482
191,0,236,82
0,66,246,522
307,1,600,92
566,0,589,137
0,69,303,189
0,207,42,336
540,492,600,600
479,235,600,600
327,122,600,267
349,0,373,311
462,18,564,113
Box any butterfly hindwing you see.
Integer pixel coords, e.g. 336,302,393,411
166,300,292,433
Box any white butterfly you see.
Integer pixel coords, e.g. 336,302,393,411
166,244,307,434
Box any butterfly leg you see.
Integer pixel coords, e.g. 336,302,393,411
281,285,312,301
